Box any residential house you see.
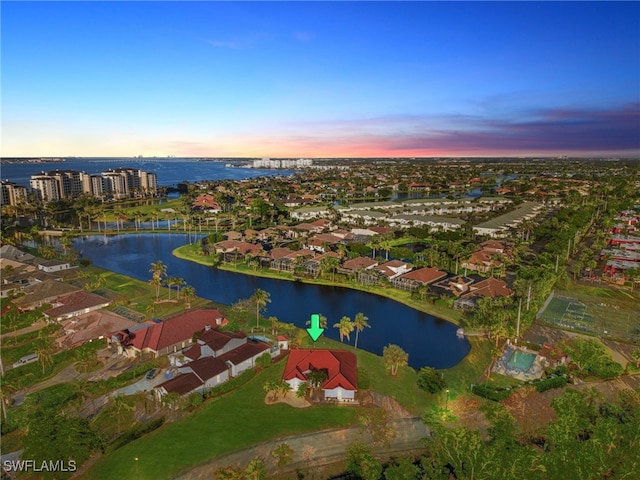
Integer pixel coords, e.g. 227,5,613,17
393,267,448,291
303,251,341,276
44,291,111,322
56,310,138,349
156,330,274,398
213,240,263,260
34,258,72,273
155,356,230,398
182,326,247,362
282,349,358,402
124,309,229,357
374,260,412,280
13,280,82,311
342,257,379,272
454,277,513,310
461,250,503,274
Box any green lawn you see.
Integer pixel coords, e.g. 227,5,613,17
85,360,357,480
78,265,223,319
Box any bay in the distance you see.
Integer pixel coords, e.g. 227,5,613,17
0,157,295,187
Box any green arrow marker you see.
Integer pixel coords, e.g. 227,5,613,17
306,313,325,342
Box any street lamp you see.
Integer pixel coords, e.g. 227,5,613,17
134,457,139,480
445,389,450,410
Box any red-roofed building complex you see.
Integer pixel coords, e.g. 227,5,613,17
282,349,358,402
125,309,228,357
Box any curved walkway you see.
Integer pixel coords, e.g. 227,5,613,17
172,417,429,480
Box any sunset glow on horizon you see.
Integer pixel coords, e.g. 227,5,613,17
2,1,639,159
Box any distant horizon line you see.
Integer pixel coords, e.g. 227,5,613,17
3,155,639,161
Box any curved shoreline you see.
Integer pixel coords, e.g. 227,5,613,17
172,244,465,326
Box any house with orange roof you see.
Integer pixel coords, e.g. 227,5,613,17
454,277,513,310
393,266,447,291
282,349,358,402
126,309,228,357
342,256,379,272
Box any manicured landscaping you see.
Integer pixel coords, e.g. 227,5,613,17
85,359,357,480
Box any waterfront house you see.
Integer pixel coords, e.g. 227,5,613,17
282,349,358,402
393,267,447,291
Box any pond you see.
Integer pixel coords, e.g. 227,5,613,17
73,234,470,369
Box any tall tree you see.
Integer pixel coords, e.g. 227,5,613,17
353,312,371,349
182,285,196,309
333,316,355,343
251,288,271,328
149,260,167,301
34,338,53,374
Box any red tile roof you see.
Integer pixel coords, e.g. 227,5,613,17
398,267,447,285
282,349,357,391
465,277,512,299
188,356,229,381
342,257,378,270
130,309,228,353
217,341,269,365
158,372,203,395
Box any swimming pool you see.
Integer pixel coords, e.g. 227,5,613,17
507,350,536,371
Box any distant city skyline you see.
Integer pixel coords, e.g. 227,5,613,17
2,1,639,158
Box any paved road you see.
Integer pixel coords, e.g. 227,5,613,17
172,417,429,480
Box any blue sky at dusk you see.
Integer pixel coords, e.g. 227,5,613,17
2,1,639,158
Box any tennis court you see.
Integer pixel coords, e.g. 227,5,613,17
537,290,640,344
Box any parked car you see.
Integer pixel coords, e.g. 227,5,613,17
12,353,38,369
145,368,157,379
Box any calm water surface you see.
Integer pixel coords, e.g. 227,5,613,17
74,234,470,369
1,158,294,187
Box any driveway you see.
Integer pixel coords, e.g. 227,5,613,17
111,370,167,397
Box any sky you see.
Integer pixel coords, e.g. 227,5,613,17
2,1,639,158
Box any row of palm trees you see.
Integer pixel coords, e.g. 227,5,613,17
304,312,371,349
148,260,196,306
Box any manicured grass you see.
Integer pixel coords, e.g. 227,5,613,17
78,265,223,319
442,337,492,400
312,336,436,415
84,361,357,480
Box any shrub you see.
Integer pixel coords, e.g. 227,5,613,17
255,352,272,369
534,376,568,392
417,367,447,394
471,385,511,402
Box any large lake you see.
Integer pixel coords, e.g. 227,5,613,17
73,234,470,369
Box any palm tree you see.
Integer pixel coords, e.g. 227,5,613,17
110,394,134,434
383,344,408,376
252,288,271,329
182,285,196,308
333,316,354,343
320,256,340,282
174,277,186,300
353,312,371,349
305,313,328,329
149,260,167,301
34,338,53,374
